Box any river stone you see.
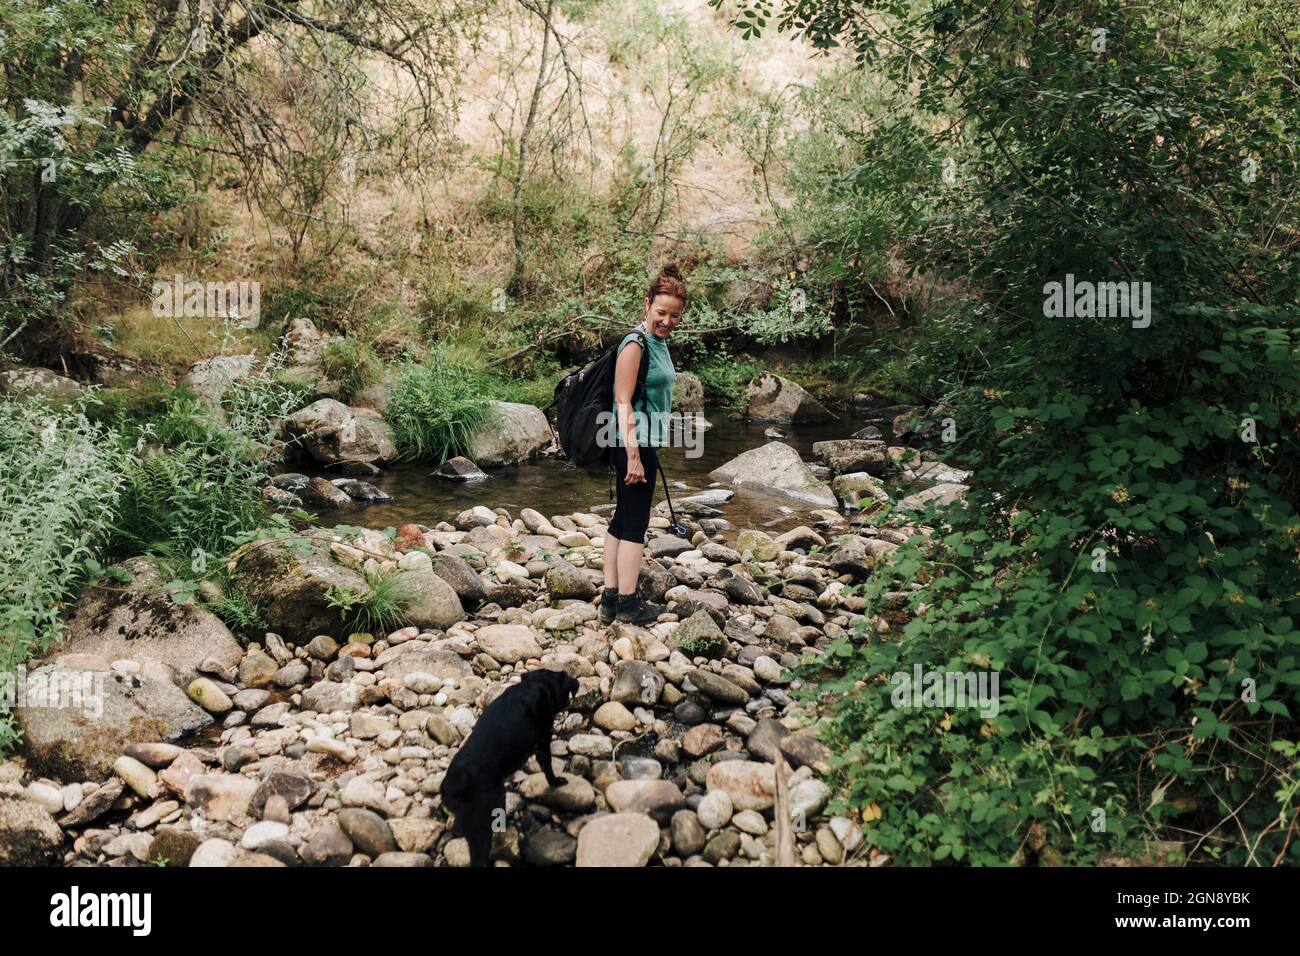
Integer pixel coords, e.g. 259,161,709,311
519,773,596,813
647,536,694,560
896,482,968,512
474,624,542,664
0,795,63,865
709,441,837,508
705,567,764,605
231,533,370,636
812,439,888,476
594,701,637,732
147,827,201,867
706,760,776,812
282,399,397,466
604,780,685,821
17,668,212,783
377,641,473,685
673,611,726,652
301,822,353,866
390,568,465,630
696,788,733,829
58,779,123,827
682,723,725,758
610,661,664,707
781,734,833,773
670,809,707,856
466,401,552,467
735,529,780,562
373,851,433,867
429,553,489,608
54,555,242,689
703,830,742,864
743,372,836,423
524,828,577,866
544,562,599,600
185,773,258,822
745,717,792,763
575,813,661,867
189,838,238,868
687,669,749,705
300,680,362,713
300,476,352,509
337,808,397,858
187,677,233,714
251,770,314,816
331,478,391,502
388,818,444,853
789,778,831,820
435,456,488,481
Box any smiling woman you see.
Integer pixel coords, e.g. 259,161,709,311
599,263,687,626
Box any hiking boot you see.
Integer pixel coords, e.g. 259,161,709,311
616,592,668,624
599,586,619,624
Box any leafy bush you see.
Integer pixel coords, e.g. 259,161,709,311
0,396,124,749
732,0,1300,865
317,338,383,403
385,346,500,463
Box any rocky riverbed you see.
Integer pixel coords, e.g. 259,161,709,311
0,394,968,868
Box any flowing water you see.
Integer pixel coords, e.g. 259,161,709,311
307,407,887,539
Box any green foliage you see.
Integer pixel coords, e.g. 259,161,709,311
204,581,267,642
317,338,383,403
324,571,406,636
384,345,506,463
729,0,1300,865
0,395,125,750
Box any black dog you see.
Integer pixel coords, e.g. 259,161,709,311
440,668,579,867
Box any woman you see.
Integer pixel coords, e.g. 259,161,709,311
600,264,685,625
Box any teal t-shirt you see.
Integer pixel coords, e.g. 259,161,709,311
611,327,675,447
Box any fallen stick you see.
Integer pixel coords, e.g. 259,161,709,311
773,753,797,867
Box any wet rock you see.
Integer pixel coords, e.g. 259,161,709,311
300,476,353,509
465,401,552,467
743,373,836,424
523,828,577,866
435,456,488,481
330,478,392,502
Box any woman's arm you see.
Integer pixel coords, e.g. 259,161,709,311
612,340,646,483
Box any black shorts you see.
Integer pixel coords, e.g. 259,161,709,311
607,445,658,544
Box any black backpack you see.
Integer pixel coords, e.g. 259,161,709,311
546,328,650,470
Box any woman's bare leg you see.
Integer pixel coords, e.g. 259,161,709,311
616,540,644,594
603,535,621,589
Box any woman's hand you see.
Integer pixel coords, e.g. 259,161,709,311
625,451,646,484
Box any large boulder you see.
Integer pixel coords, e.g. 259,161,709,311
896,482,968,512
466,401,552,467
812,439,888,476
230,533,371,636
17,666,213,782
389,568,465,630
0,365,83,403
178,354,258,412
54,556,243,688
708,441,837,508
281,399,396,466
743,373,836,424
